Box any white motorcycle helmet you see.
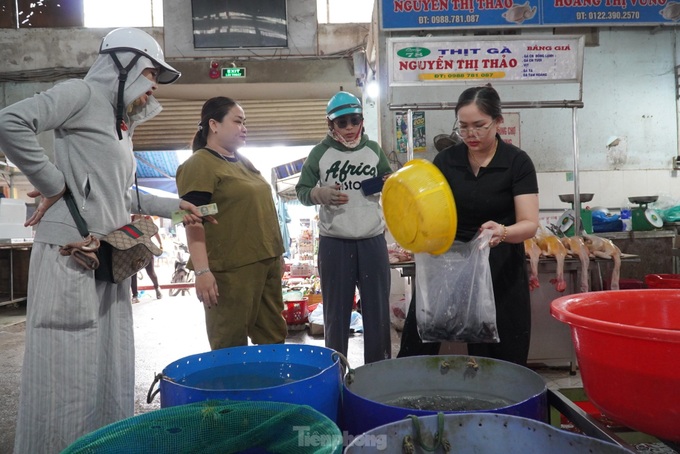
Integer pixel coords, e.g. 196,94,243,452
100,27,180,84
99,28,180,139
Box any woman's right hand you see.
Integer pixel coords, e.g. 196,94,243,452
24,187,65,227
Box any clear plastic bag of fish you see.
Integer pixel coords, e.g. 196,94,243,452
415,229,499,343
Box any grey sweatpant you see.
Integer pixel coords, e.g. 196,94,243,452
317,234,392,364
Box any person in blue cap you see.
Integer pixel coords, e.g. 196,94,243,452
296,91,393,364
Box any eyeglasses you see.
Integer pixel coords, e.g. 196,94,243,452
454,121,495,138
333,115,363,128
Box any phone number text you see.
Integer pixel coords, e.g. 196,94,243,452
418,14,480,24
575,10,640,20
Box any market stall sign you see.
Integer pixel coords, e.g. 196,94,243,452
499,112,521,148
388,36,584,86
381,0,680,30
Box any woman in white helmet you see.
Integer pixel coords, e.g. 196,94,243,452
0,28,207,453
296,91,393,364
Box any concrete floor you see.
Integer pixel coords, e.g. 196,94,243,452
0,266,582,454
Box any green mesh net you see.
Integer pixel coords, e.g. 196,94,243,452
62,400,343,454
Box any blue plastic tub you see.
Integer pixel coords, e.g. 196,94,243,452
343,355,547,436
148,345,343,423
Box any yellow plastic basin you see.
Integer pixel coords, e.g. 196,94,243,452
383,159,457,255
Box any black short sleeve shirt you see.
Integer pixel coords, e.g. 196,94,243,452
433,134,538,242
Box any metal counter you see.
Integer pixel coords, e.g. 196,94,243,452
392,256,639,369
597,229,676,280
528,254,638,370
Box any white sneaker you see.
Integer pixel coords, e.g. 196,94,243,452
132,297,140,304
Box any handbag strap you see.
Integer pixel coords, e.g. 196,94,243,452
63,187,91,238
134,173,142,214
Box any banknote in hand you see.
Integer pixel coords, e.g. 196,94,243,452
171,203,218,225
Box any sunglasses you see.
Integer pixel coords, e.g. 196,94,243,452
333,115,363,128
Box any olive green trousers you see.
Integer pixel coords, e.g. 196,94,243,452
205,256,287,350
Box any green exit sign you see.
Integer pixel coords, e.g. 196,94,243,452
221,67,246,78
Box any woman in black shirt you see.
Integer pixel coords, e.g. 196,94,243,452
398,84,540,366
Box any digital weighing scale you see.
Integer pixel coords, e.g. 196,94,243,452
558,193,594,237
628,196,663,231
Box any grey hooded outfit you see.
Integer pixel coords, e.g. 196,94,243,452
0,51,180,453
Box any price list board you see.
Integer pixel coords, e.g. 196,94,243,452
388,36,584,86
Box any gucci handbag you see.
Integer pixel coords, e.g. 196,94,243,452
61,187,162,284
94,219,162,283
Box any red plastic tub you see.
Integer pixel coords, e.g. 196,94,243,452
551,290,680,443
644,273,680,289
282,299,308,324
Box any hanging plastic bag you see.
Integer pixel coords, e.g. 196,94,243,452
415,229,499,343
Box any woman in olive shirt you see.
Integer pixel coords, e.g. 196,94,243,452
176,96,287,349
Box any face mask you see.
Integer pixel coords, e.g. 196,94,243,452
330,128,362,149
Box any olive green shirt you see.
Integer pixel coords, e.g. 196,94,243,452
176,149,284,270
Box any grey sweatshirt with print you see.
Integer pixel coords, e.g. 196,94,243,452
296,133,392,239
